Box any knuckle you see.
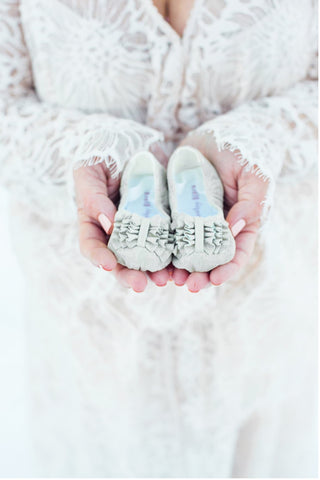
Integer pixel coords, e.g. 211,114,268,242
78,239,88,258
76,206,88,223
77,196,97,218
84,196,96,214
76,205,86,217
251,203,263,220
241,198,263,223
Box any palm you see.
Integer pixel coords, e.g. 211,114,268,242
74,163,171,291
180,134,242,211
172,134,269,290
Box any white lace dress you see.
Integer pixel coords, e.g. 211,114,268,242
0,0,318,476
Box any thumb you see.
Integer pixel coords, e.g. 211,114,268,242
74,166,117,234
226,171,268,237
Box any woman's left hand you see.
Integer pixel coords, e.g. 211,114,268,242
172,133,270,292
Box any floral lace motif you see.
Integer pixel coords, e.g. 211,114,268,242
0,0,317,226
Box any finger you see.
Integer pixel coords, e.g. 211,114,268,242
227,169,269,237
167,264,174,281
149,143,169,167
186,272,210,292
106,173,121,205
210,226,258,285
148,268,170,287
78,217,117,270
74,166,117,233
172,268,189,286
114,265,148,292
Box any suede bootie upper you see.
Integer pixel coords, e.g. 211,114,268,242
108,151,173,272
167,146,236,273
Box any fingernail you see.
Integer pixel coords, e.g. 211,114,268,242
231,219,246,237
156,283,167,287
167,266,173,281
98,213,112,235
98,264,112,271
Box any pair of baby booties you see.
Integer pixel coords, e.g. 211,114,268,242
108,146,236,273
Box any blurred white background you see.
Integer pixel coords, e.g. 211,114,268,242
0,188,35,476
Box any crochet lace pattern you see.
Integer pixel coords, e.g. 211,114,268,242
0,0,317,225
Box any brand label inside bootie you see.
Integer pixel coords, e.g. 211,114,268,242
125,174,163,218
175,167,218,217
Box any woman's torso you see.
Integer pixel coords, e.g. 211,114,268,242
153,0,195,37
20,0,314,144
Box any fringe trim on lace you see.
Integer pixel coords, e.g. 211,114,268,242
73,135,165,178
189,128,275,228
73,153,121,177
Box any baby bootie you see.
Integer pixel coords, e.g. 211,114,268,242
167,146,236,272
108,151,173,272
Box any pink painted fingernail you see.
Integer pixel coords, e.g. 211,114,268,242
98,213,112,234
231,219,246,237
98,264,112,271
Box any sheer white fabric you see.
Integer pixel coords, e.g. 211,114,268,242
0,0,317,476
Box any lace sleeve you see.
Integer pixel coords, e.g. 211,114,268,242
188,0,318,222
0,0,164,220
190,78,317,219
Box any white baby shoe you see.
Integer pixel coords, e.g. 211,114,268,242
108,151,173,272
167,146,236,273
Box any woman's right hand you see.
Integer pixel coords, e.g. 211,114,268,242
73,163,170,292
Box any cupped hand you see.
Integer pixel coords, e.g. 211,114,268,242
73,162,171,292
173,134,270,292
73,137,268,293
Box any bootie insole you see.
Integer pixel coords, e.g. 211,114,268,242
175,167,218,217
124,174,163,218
